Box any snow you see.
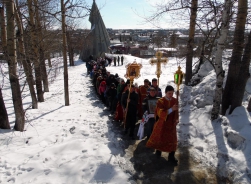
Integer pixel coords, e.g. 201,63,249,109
1,54,251,183
153,48,177,51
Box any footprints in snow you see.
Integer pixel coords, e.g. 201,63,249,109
0,158,35,182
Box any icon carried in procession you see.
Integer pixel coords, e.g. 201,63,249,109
124,60,142,80
147,99,158,114
123,60,142,128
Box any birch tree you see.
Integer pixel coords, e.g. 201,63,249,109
0,5,10,129
6,0,25,131
14,1,38,109
61,0,69,106
27,0,44,102
211,0,232,120
34,0,49,92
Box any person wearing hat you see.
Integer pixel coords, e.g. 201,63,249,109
147,78,162,97
138,79,150,118
121,84,139,139
142,87,160,139
146,85,179,164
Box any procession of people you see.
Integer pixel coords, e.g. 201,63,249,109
86,54,179,165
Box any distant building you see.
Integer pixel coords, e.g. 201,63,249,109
154,48,177,57
129,44,147,57
110,43,130,54
140,48,155,58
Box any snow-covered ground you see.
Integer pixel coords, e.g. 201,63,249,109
1,54,251,183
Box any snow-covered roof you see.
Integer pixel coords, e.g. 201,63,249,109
154,48,177,51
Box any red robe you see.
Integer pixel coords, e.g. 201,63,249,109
114,86,128,122
114,103,123,122
146,97,178,152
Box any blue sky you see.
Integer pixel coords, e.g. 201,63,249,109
83,0,181,29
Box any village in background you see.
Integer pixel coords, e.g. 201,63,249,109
0,27,236,62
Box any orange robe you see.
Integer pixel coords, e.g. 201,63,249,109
146,97,178,152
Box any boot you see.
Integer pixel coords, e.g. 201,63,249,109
155,150,162,157
168,151,178,164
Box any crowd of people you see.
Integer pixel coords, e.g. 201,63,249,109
85,55,180,164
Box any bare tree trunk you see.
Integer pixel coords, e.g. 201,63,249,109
6,0,25,131
41,11,52,69
185,0,198,85
193,41,205,76
69,31,74,66
222,0,247,115
211,0,232,120
0,6,10,129
66,30,74,66
34,0,49,92
0,87,10,129
0,5,7,55
14,1,38,109
61,0,69,106
47,54,52,68
230,30,251,113
27,0,44,102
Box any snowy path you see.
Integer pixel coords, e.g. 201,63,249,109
0,61,131,183
2,55,251,183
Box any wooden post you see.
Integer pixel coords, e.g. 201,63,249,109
123,79,133,129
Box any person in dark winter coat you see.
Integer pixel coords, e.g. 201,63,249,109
106,74,118,88
121,84,139,139
106,83,117,114
86,61,91,74
113,57,117,66
117,56,120,65
142,87,159,139
121,55,124,65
